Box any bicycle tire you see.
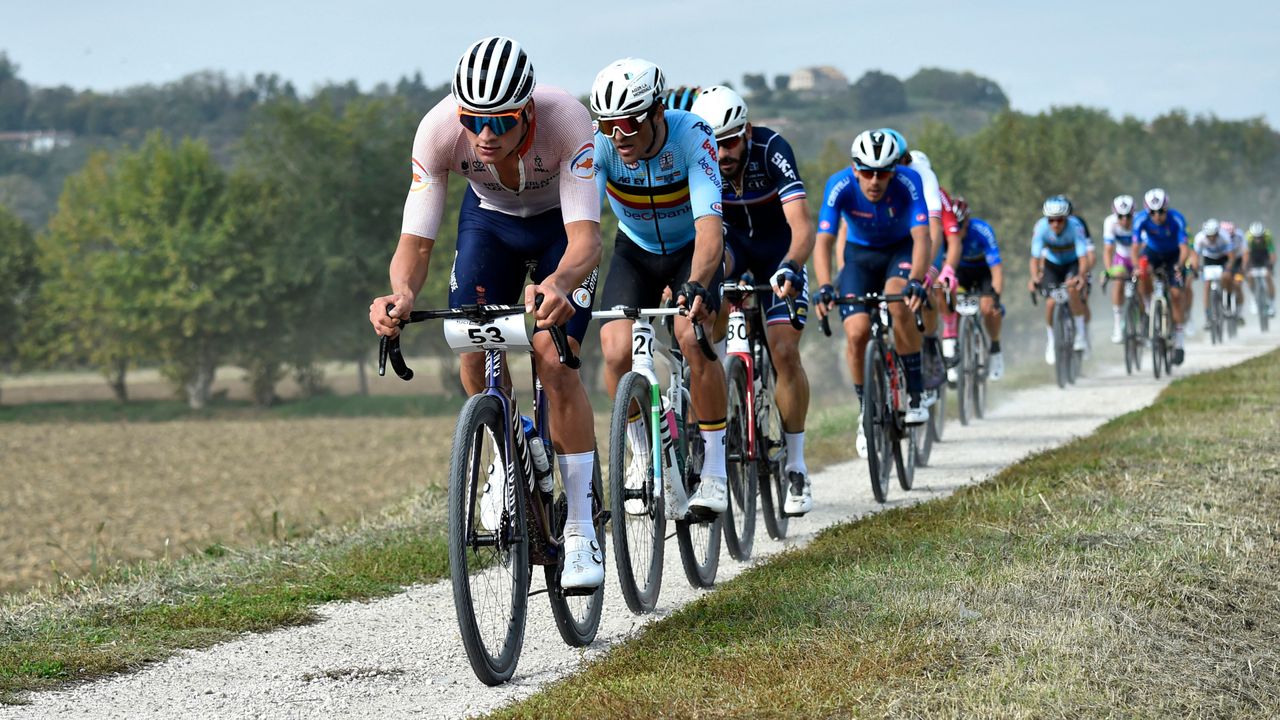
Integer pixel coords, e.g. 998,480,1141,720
898,420,916,491
676,366,721,589
914,393,934,466
956,319,971,425
1258,279,1271,333
448,393,529,686
973,325,988,419
1151,298,1165,380
863,341,892,503
1209,289,1222,345
928,374,946,443
722,356,757,561
545,449,605,647
607,371,665,614
756,363,789,539
1053,307,1069,389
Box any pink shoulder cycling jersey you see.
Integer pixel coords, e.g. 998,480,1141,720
400,86,600,239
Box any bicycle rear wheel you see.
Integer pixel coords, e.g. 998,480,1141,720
972,327,988,419
676,367,722,589
722,356,757,561
1151,299,1165,380
546,449,605,647
928,374,946,443
864,341,893,503
1054,308,1072,388
756,365,789,539
1258,279,1271,332
956,319,971,425
607,372,665,614
448,394,529,686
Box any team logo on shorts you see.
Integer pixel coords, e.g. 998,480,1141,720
571,144,595,179
572,287,592,308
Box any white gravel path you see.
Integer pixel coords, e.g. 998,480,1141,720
6,325,1277,720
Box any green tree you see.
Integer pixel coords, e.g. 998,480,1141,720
0,204,36,403
851,70,907,115
905,68,1009,109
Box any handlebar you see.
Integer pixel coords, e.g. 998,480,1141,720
817,293,924,337
592,304,717,361
720,280,803,330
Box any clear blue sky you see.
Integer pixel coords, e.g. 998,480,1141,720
4,0,1278,124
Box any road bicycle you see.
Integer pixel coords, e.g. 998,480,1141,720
1202,263,1233,345
1248,266,1272,332
378,300,604,686
819,293,922,504
720,277,802,544
953,291,993,424
593,304,722,613
1147,267,1177,379
1032,282,1080,389
1108,272,1147,376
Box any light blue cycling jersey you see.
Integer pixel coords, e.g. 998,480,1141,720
1133,208,1188,255
1030,216,1090,265
593,109,723,255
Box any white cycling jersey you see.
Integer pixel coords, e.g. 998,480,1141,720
1194,230,1235,259
401,86,600,239
910,161,943,218
1103,213,1136,258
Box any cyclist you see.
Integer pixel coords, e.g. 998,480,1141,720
1061,194,1096,352
590,58,731,515
1222,221,1248,318
1028,195,1090,364
1194,218,1237,326
368,37,605,589
1103,195,1138,343
1133,188,1190,365
690,85,816,515
813,130,931,458
947,197,1005,379
1245,221,1276,315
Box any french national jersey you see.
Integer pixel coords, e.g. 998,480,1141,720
1194,230,1234,259
720,126,805,247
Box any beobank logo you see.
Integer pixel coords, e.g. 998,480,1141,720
623,205,690,222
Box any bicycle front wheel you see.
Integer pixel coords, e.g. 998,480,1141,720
448,393,529,686
973,328,988,418
1054,309,1072,388
676,366,722,589
756,365,790,539
956,320,971,425
1151,299,1166,380
546,448,605,647
863,341,893,503
722,356,757,561
607,371,665,614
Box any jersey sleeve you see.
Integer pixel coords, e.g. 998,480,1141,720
1030,219,1046,258
817,172,846,235
978,222,1001,266
763,133,806,204
1103,215,1118,245
400,102,455,239
1173,211,1188,245
555,101,602,224
939,188,959,235
920,167,942,217
684,122,723,220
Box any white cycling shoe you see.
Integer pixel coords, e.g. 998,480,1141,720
989,352,1004,381
783,471,812,515
688,474,728,514
904,401,929,426
856,411,868,458
921,388,938,408
1073,333,1088,352
1045,343,1055,365
560,532,604,590
1110,326,1124,344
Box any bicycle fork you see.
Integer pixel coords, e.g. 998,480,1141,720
726,308,759,461
631,318,690,520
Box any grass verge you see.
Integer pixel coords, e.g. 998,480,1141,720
494,349,1280,718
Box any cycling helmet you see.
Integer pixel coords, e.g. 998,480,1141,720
908,150,932,171
1202,218,1220,237
951,195,970,223
1058,194,1076,214
452,36,535,113
1112,195,1135,215
1249,221,1266,237
880,128,908,155
689,85,748,139
851,130,902,170
591,58,665,118
1221,220,1237,237
663,86,701,112
1143,188,1169,211
1043,195,1071,219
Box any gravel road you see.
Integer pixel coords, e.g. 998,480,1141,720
7,326,1277,720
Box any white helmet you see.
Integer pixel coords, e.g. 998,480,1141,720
850,130,901,170
1249,221,1266,237
1220,220,1237,236
690,85,748,139
451,36,535,113
1202,218,1220,237
1143,188,1169,211
1043,196,1071,219
590,58,665,118
908,150,932,171
1112,195,1135,215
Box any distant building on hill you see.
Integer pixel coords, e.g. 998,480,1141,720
0,130,73,154
788,66,849,96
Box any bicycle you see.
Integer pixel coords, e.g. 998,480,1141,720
720,277,802,544
1203,264,1228,345
378,301,604,686
819,293,923,504
1031,282,1079,389
1147,266,1177,379
1104,272,1147,376
593,304,722,612
1248,267,1272,332
915,293,949,467
953,291,993,424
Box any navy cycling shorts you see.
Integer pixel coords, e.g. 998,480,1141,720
724,225,808,328
1142,249,1185,289
449,187,598,342
836,238,914,318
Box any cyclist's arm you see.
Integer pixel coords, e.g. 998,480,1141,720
834,219,847,272
781,198,814,266
690,215,724,287
814,172,846,288
909,224,931,280
766,133,813,266
990,263,1005,296
389,233,434,302
814,231,837,289
685,122,726,288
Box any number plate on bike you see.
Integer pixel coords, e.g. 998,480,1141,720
726,312,750,354
956,296,981,316
443,314,531,353
1049,287,1071,303
1201,265,1224,282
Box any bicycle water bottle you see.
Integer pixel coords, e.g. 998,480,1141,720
521,416,554,493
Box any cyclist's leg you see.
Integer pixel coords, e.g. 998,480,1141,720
1042,261,1068,358
598,233,667,397
882,240,924,414
450,188,532,394
761,258,810,467
1063,264,1088,350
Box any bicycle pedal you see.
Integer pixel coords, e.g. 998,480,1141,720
559,585,599,598
686,505,719,523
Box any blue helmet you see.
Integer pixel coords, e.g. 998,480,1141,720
663,86,701,112
880,128,908,156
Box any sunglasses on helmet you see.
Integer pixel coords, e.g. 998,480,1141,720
457,108,524,137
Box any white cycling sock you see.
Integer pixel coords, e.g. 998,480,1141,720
1112,305,1123,323
1074,315,1087,337
701,426,727,479
557,451,596,538
785,431,807,475
1045,326,1054,345
1175,325,1185,349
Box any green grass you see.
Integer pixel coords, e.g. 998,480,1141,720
0,392,471,423
494,349,1280,719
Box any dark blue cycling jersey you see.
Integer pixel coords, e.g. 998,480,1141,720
721,126,806,248
1133,208,1188,255
959,218,1001,268
817,166,929,253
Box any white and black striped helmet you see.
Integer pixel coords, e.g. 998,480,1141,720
591,58,665,118
690,85,748,138
850,130,901,170
452,36,536,113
